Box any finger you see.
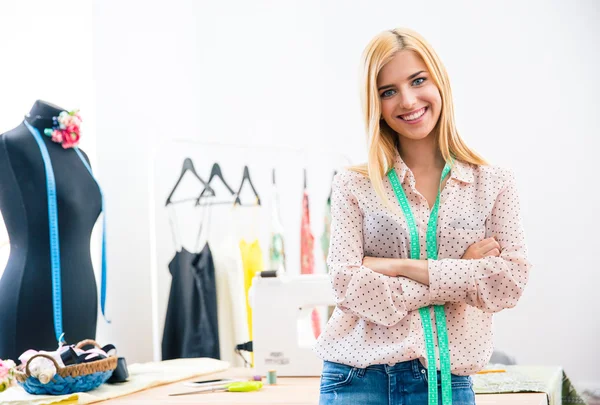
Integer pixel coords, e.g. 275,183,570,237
473,237,494,248
481,239,501,251
479,238,500,251
483,248,500,257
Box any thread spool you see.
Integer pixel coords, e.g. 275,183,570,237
266,369,277,385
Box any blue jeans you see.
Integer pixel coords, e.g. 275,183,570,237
319,359,475,405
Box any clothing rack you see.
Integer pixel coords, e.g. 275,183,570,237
148,139,351,362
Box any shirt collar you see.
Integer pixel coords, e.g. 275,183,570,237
450,159,475,184
391,152,474,184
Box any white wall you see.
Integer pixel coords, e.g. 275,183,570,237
0,2,95,280
1,0,597,393
92,0,333,365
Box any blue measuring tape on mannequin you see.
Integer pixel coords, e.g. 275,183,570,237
388,160,454,405
24,120,109,344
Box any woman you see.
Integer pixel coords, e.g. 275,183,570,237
314,27,532,405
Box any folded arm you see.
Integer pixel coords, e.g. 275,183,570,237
327,172,434,327
426,169,532,312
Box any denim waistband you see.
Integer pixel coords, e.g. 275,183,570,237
363,359,422,375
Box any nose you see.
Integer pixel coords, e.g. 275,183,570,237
398,89,417,111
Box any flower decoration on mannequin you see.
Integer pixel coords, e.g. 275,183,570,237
43,110,82,149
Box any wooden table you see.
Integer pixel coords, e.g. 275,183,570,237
100,368,548,405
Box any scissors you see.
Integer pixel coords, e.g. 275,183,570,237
169,381,263,396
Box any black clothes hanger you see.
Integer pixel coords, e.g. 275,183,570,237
327,170,338,202
234,166,261,206
303,168,307,190
165,158,214,206
195,162,236,205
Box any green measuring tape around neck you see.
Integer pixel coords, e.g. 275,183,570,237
388,161,453,405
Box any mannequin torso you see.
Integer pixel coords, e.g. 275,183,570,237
0,100,101,360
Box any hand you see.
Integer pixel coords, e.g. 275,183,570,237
462,237,502,260
362,256,398,277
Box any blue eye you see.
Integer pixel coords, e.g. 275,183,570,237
381,89,396,98
412,77,426,86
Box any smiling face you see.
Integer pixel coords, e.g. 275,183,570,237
377,50,442,141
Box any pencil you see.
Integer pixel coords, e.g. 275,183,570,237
476,369,506,374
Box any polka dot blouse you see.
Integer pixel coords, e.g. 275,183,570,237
313,153,532,376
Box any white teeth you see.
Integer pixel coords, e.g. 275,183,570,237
400,107,426,121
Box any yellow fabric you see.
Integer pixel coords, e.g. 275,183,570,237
0,358,229,405
239,239,263,366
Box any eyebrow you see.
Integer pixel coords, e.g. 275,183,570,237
377,70,426,91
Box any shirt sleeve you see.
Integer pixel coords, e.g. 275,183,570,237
327,171,432,327
427,169,532,313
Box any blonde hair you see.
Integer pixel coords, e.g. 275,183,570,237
350,27,487,211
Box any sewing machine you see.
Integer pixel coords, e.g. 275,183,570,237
251,272,336,377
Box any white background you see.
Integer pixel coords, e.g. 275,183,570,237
0,0,598,393
0,1,95,276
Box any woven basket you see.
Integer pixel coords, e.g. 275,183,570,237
14,339,118,395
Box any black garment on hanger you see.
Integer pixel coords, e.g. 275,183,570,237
162,194,220,360
163,161,220,360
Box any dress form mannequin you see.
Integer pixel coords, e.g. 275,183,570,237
0,100,101,361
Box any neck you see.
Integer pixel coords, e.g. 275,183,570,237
397,134,445,172
25,100,65,130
